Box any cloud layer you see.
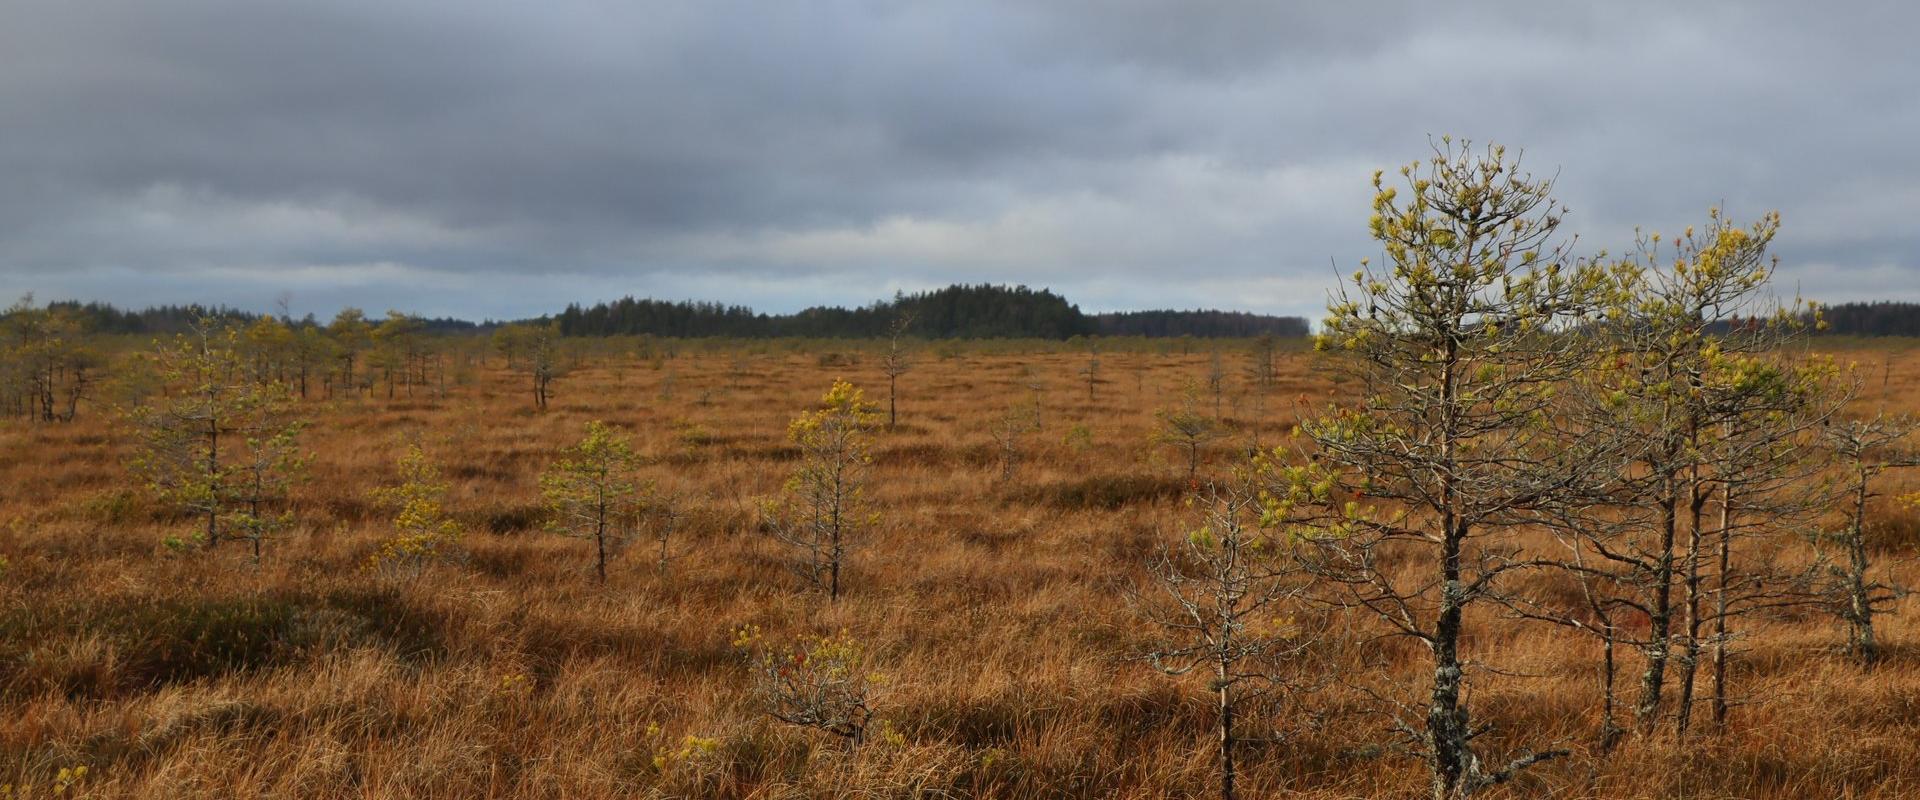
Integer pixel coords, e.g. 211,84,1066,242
2,1,1915,319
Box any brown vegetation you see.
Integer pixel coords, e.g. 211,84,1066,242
1,335,1918,798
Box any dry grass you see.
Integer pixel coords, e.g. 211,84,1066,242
4,343,1920,798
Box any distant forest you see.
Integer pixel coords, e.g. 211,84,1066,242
23,291,1920,340
11,285,1310,340
1818,301,1920,337
550,284,1308,339
29,300,482,336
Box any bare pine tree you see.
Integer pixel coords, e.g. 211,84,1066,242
1156,385,1223,484
733,626,878,746
644,483,695,577
990,399,1042,481
1133,474,1320,800
1271,140,1607,799
880,312,914,428
1819,412,1920,666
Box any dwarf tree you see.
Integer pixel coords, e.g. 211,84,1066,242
522,323,563,411
1553,210,1833,735
1819,413,1920,666
734,625,880,746
765,380,877,600
989,399,1043,481
1274,140,1608,799
879,313,914,428
1082,337,1101,405
3,296,98,422
372,311,426,398
1155,387,1224,484
1244,335,1280,445
1134,475,1318,800
643,484,693,577
228,414,310,563
1206,349,1227,418
128,323,305,551
541,420,643,583
491,323,536,370
368,444,464,576
327,308,372,397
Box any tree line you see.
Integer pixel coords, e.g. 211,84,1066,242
551,284,1310,339
1816,301,1920,337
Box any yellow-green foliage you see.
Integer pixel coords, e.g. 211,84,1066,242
735,625,880,743
0,764,88,798
126,323,303,551
764,380,879,597
540,420,644,581
366,443,462,574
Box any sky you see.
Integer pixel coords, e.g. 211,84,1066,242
2,1,1916,321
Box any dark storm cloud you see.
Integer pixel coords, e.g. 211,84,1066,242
1,0,1916,319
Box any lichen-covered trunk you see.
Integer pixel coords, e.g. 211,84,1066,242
1428,336,1471,800
1676,480,1710,735
1712,488,1734,730
1847,473,1877,665
1636,483,1679,731
1429,519,1470,800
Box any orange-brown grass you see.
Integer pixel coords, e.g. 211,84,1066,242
3,344,1920,798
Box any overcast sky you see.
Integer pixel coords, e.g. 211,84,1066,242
2,1,1915,321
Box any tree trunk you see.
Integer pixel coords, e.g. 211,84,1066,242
1217,659,1237,800
1676,480,1709,735
1712,485,1734,730
1636,484,1679,731
1848,473,1877,666
1429,520,1469,800
1599,620,1621,752
205,420,221,549
595,527,607,583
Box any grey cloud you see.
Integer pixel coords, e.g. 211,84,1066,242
0,1,1916,319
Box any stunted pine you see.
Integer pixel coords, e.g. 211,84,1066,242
326,308,373,398
1155,386,1223,484
1134,474,1318,800
1552,210,1834,736
128,323,306,552
4,295,98,422
541,420,643,583
990,399,1042,481
1082,337,1101,405
880,313,914,428
643,483,694,577
1275,140,1608,800
228,418,309,563
1820,412,1920,666
764,380,877,600
733,625,880,746
368,444,464,576
523,323,562,411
